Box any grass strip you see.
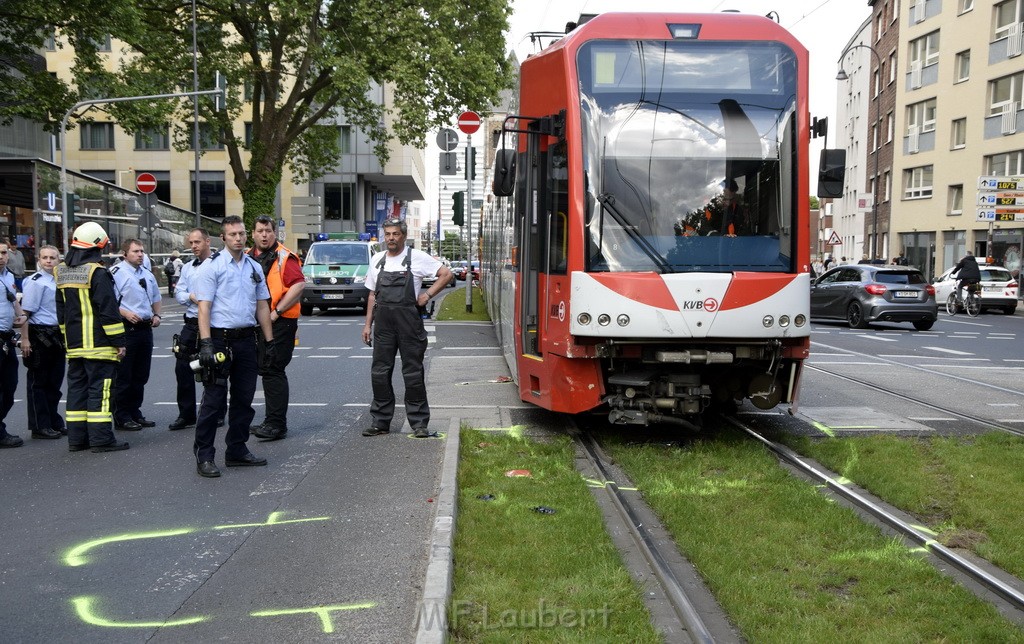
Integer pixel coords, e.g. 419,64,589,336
450,428,660,643
602,428,1024,642
782,430,1024,579
436,284,489,322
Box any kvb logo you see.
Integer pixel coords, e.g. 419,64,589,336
681,298,719,311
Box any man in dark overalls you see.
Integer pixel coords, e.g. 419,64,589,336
361,218,451,438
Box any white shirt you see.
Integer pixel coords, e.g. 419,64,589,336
365,247,442,297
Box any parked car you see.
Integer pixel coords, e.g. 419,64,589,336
300,240,381,314
810,265,937,330
454,260,480,281
932,263,1018,314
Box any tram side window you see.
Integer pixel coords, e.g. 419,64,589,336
547,140,569,274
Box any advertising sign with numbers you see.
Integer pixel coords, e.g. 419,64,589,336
976,176,1024,221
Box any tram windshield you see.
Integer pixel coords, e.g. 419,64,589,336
577,40,799,273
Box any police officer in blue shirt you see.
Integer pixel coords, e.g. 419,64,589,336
170,228,215,431
19,245,65,440
0,240,28,448
193,215,275,478
110,239,162,431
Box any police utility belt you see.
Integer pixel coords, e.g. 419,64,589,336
210,326,256,339
183,315,199,327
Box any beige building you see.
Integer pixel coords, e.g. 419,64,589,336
44,34,425,252
841,0,1024,278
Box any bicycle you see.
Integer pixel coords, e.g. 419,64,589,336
946,281,981,317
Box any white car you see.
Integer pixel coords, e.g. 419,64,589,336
933,263,1018,314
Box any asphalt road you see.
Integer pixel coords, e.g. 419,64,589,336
0,298,447,643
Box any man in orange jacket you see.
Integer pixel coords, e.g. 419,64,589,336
248,215,305,441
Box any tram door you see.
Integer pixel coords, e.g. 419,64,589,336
518,127,544,357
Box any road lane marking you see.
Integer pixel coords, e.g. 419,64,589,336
307,355,340,358
921,346,974,355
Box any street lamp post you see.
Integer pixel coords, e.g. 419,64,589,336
837,43,882,261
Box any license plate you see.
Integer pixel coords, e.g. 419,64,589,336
983,286,1001,292
322,294,345,300
894,291,917,298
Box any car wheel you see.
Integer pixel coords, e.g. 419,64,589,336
912,320,934,331
1005,306,1017,315
300,303,313,316
846,301,868,329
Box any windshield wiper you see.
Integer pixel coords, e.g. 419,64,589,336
597,192,672,273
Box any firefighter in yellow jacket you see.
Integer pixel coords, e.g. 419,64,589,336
247,215,304,441
55,222,129,453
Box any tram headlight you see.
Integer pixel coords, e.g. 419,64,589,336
762,315,774,327
577,313,592,326
779,315,790,327
795,314,807,327
597,314,611,326
617,314,630,327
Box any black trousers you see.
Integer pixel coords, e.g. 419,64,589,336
113,322,153,425
174,322,199,422
0,334,17,434
370,304,429,430
257,316,297,430
24,326,66,432
193,332,258,462
66,358,117,448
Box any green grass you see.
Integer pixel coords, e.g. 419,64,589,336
601,428,1024,642
781,431,1024,578
436,284,490,322
450,428,660,643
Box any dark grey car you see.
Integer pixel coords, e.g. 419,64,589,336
810,265,938,331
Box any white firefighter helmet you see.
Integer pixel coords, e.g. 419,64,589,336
71,221,109,249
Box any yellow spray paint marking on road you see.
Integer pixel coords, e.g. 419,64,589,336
251,602,377,633
64,529,193,567
71,596,208,628
811,420,836,437
215,511,330,530
582,476,638,491
471,425,527,438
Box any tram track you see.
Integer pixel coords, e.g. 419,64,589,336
571,425,728,644
805,363,1024,438
722,414,1024,618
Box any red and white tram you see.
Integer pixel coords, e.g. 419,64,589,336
483,12,842,427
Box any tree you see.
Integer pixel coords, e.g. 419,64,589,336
809,196,821,210
0,0,513,227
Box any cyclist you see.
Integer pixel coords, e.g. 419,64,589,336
951,251,981,304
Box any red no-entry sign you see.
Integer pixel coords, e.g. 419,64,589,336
457,110,482,134
136,172,157,194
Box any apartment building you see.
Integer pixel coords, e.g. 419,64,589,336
844,0,1024,278
43,34,424,252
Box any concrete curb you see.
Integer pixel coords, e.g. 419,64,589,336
414,417,461,644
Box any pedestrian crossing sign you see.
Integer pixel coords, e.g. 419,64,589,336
826,231,842,246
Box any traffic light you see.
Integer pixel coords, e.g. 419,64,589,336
452,191,465,227
70,194,81,213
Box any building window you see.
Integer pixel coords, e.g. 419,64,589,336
889,51,897,83
989,71,1024,116
244,122,253,149
904,165,934,199
44,32,56,50
82,170,115,183
872,123,879,151
134,125,169,150
959,0,974,12
995,0,1023,41
876,13,884,40
884,171,892,201
893,0,901,23
887,111,895,142
985,149,1024,175
908,31,941,69
187,123,225,150
190,171,225,219
338,125,352,155
906,99,937,134
951,118,967,148
80,122,115,150
949,185,964,214
324,182,355,221
954,51,970,83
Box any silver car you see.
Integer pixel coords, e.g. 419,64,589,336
810,265,938,331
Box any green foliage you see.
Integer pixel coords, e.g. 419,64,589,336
439,230,465,260
1,0,514,229
810,195,821,209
